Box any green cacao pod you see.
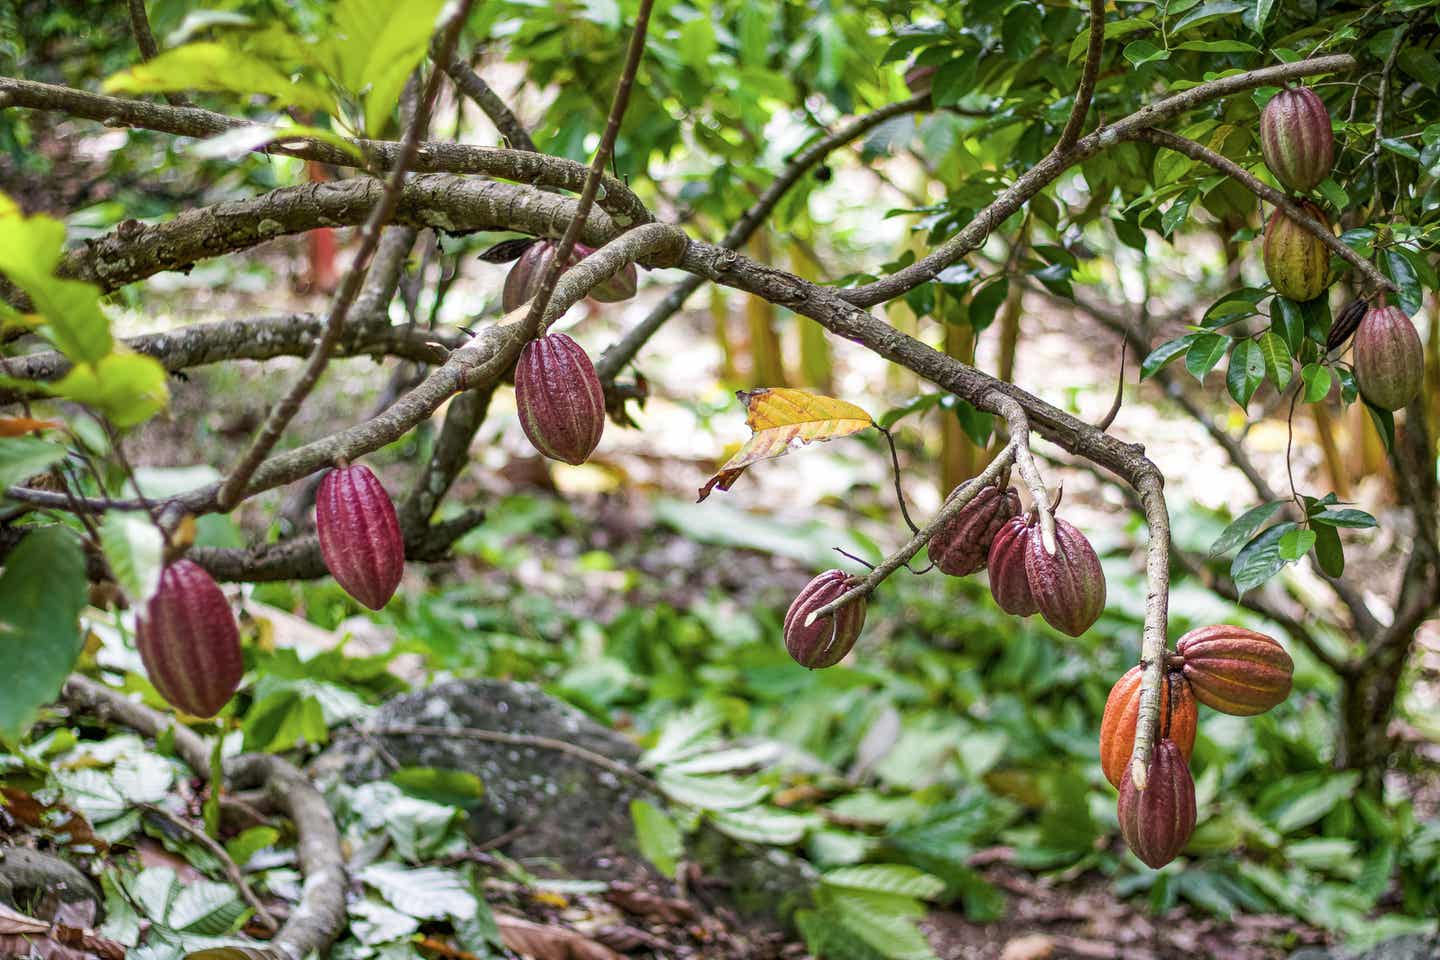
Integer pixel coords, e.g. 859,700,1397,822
1117,738,1197,869
514,332,606,465
137,560,243,718
1099,666,1197,790
986,514,1039,616
1025,517,1106,637
317,463,405,610
927,483,1020,577
1354,303,1423,411
1175,625,1293,716
574,243,638,302
784,569,866,669
1260,86,1334,194
1263,201,1332,303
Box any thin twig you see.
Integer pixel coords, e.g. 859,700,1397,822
1054,0,1105,152
125,0,189,107
878,426,920,534
438,52,537,153
991,394,1055,554
1096,338,1127,431
138,803,279,934
214,3,474,511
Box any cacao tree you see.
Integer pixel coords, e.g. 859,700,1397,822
1,0,1439,954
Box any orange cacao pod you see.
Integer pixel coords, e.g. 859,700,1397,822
927,483,1020,577
1117,738,1197,869
783,570,866,669
986,514,1038,616
513,332,606,465
1099,666,1197,789
137,560,243,718
1175,625,1293,716
317,463,405,610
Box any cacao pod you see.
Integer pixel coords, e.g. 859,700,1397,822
783,569,866,669
1326,298,1367,354
1175,625,1293,716
1117,738,1197,869
1353,303,1423,411
1099,666,1197,789
316,463,405,610
927,483,1021,577
573,243,638,303
986,515,1039,616
137,560,243,718
1259,86,1334,194
1263,201,1332,303
502,240,572,313
514,332,606,465
1025,518,1106,637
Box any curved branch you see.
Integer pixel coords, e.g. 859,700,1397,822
1130,127,1394,296
1054,0,1105,153
0,76,650,228
438,53,537,153
993,395,1055,553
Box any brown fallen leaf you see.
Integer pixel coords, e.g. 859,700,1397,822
496,914,624,960
2,788,108,853
0,901,126,960
604,883,696,925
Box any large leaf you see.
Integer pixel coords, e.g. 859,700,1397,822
822,865,946,900
359,863,477,920
1208,500,1283,558
0,436,69,493
326,0,448,137
709,806,817,844
100,511,165,606
53,352,170,428
630,800,683,877
0,526,88,743
1226,339,1265,408
1230,522,1295,594
102,42,334,114
698,388,873,500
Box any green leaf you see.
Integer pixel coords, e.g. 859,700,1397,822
1175,39,1259,53
1141,333,1200,379
709,805,817,844
631,799,684,877
1278,527,1316,561
224,826,280,868
99,511,165,606
1226,339,1266,408
1185,333,1231,383
822,889,937,960
0,526,88,742
0,437,69,493
1366,403,1396,453
1257,332,1293,392
656,770,768,810
1123,39,1170,66
1313,522,1344,577
52,353,169,428
1383,248,1424,318
168,879,245,934
1311,508,1377,528
390,767,486,808
1262,772,1362,833
878,394,944,430
0,208,112,364
359,862,477,920
822,865,946,901
968,278,1009,332
1231,522,1295,594
1270,296,1305,354
102,42,334,114
1209,500,1284,557
326,0,448,137
1300,363,1332,403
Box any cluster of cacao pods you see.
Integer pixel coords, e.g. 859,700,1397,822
137,559,244,718
1101,625,1294,867
1258,87,1336,304
502,240,638,313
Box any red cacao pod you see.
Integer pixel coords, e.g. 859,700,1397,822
1117,738,1197,869
783,570,866,669
1099,666,1197,790
1025,518,1106,637
514,332,606,465
502,241,570,313
1263,201,1332,303
1260,86,1334,194
1175,625,1293,716
1353,304,1423,411
986,515,1039,616
573,243,638,303
927,484,1021,577
316,463,405,610
137,560,243,718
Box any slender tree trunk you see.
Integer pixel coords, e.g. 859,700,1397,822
745,233,787,386
790,242,833,390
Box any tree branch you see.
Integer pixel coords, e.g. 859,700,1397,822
1054,0,1105,153
438,52,537,153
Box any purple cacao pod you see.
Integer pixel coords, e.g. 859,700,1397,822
514,332,606,465
1263,201,1331,303
137,560,243,718
783,569,866,669
1353,303,1423,411
1025,517,1106,637
502,241,577,312
316,463,405,610
1260,87,1334,194
928,484,1021,577
574,243,638,303
1117,739,1197,869
986,515,1039,616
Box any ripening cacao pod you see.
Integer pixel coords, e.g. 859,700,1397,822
986,515,1039,616
1263,201,1332,303
514,332,606,465
137,560,243,718
573,243,638,302
1117,738,1197,869
1025,518,1107,637
783,569,866,669
316,463,405,610
904,64,935,95
502,240,571,313
1353,303,1423,411
1099,666,1197,789
1326,298,1368,353
928,484,1021,577
1260,86,1334,194
1175,625,1293,716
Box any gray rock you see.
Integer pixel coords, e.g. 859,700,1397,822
1291,935,1440,960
